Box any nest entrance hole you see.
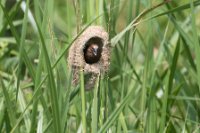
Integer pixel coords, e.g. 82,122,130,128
83,37,103,64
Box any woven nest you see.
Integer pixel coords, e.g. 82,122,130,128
68,26,110,90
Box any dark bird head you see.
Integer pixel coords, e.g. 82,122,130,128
83,37,103,64
91,44,98,56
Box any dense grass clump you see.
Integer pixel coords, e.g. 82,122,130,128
0,0,200,132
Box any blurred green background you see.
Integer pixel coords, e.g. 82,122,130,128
0,0,200,133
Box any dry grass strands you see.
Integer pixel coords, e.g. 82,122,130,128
68,26,110,90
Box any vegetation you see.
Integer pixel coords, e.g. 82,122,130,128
0,0,200,132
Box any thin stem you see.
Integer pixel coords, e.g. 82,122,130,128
92,74,100,133
80,69,87,133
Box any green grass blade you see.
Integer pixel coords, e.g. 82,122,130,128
0,1,22,35
92,75,99,133
190,0,200,91
152,0,200,19
1,80,17,132
29,52,44,133
0,100,4,131
35,18,61,133
80,69,87,133
17,0,29,100
119,112,128,133
36,110,43,133
17,87,31,131
98,86,136,133
160,38,180,132
111,1,171,47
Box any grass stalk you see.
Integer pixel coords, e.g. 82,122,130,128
92,75,100,133
190,0,200,92
80,69,87,133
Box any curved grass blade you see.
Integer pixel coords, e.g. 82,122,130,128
190,0,200,92
17,0,29,101
1,79,18,133
159,38,180,132
35,19,61,133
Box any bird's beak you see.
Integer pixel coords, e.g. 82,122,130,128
93,47,98,56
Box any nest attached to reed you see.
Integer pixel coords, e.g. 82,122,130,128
68,26,110,90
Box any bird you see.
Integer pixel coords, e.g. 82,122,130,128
84,42,102,64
